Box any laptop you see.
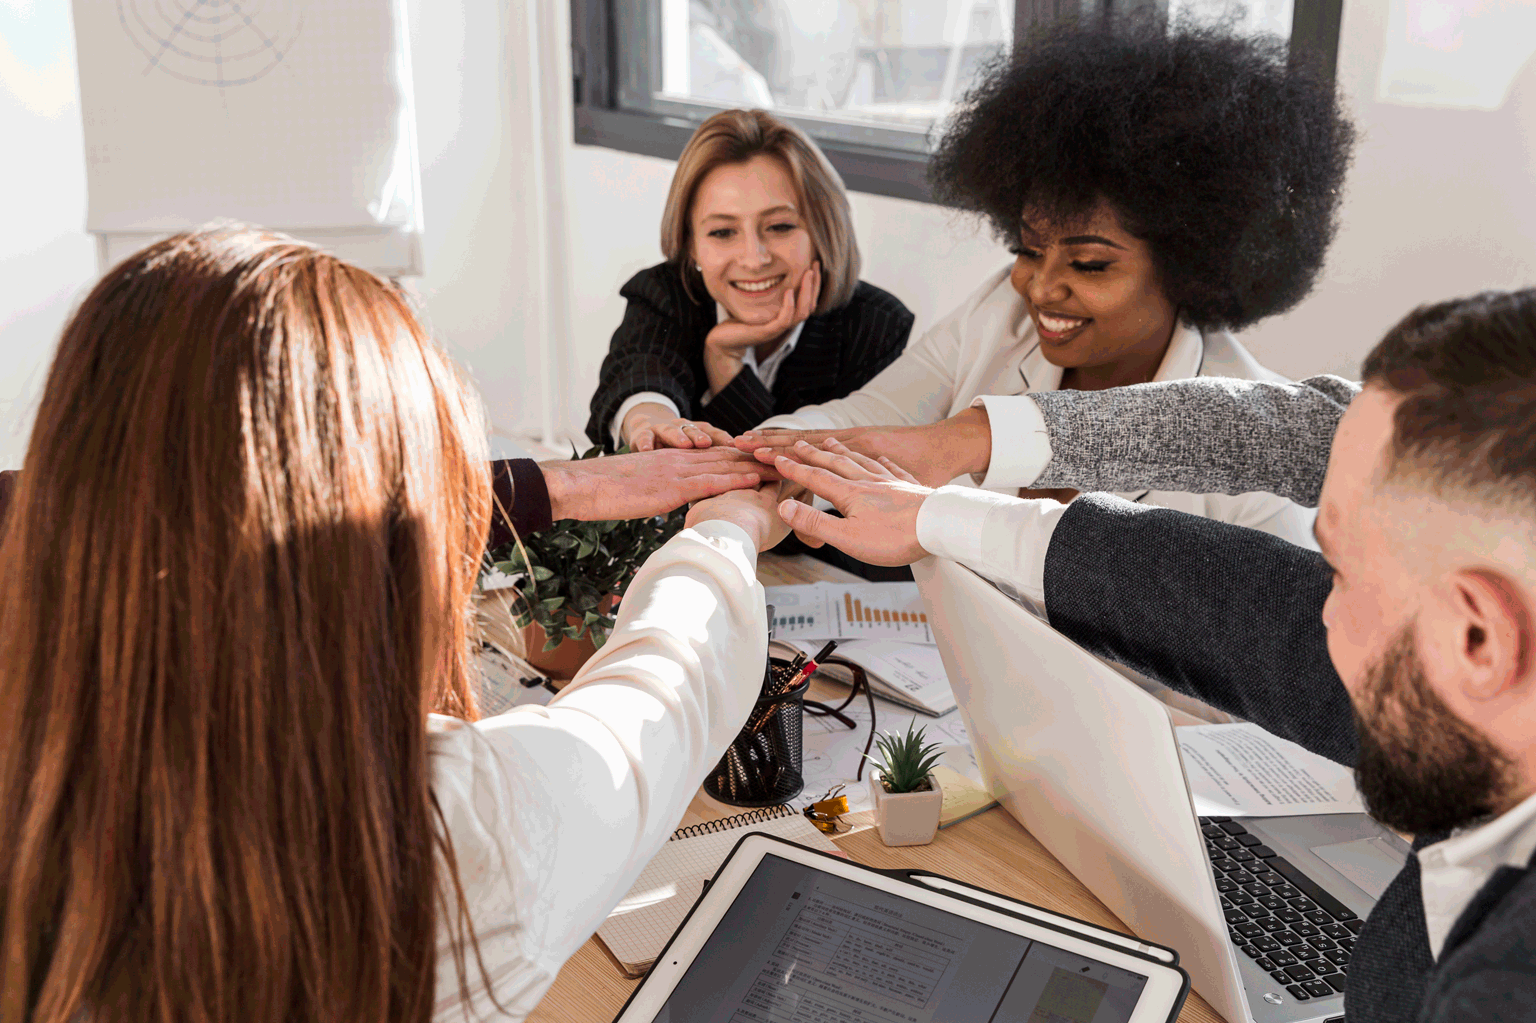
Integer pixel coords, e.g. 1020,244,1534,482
913,557,1410,1023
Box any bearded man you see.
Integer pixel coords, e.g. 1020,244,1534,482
766,289,1536,1023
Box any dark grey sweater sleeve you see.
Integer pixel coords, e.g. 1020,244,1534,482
1043,493,1358,767
1030,375,1360,508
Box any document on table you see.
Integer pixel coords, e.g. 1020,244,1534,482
767,583,934,644
774,638,956,715
1176,723,1365,817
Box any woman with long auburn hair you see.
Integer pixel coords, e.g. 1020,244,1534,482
0,227,785,1022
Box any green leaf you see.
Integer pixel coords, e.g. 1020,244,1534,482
512,612,533,629
541,633,565,652
549,533,579,550
539,597,566,613
530,565,554,581
576,539,597,559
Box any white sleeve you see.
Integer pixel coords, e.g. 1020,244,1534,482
430,520,765,979
915,486,1067,606
611,391,682,447
970,395,1052,488
752,305,968,432
1200,490,1320,551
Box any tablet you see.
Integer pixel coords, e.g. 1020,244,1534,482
614,833,1190,1023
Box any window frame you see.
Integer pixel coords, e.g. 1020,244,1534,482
571,0,1342,204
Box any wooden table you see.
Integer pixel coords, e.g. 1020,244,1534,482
528,554,1226,1023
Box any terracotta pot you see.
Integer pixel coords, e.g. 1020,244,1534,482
475,588,614,688
869,772,943,847
521,617,600,685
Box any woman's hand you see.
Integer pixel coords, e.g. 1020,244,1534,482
702,262,821,396
737,406,992,488
686,480,793,552
622,402,733,451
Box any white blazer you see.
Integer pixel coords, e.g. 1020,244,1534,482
759,266,1317,550
427,521,765,1020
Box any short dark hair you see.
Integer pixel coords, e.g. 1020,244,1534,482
928,22,1355,332
1362,289,1536,509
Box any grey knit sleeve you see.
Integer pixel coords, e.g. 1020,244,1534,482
1029,375,1359,508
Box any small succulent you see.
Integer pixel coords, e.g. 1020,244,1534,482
484,444,686,651
865,721,943,794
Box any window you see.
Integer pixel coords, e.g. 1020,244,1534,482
572,0,1342,203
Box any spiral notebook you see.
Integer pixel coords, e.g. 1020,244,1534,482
595,805,843,977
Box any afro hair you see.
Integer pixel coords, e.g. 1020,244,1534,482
928,22,1355,331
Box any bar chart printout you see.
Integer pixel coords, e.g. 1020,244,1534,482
765,583,934,644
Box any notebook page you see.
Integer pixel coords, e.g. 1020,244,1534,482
596,811,841,974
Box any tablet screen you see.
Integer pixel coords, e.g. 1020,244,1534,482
648,853,1148,1023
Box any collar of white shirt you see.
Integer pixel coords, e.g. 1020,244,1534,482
1017,319,1204,394
1419,788,1536,959
713,302,805,393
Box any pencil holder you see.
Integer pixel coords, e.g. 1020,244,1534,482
704,656,808,807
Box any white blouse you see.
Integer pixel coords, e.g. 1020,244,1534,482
758,266,1317,550
426,520,765,1020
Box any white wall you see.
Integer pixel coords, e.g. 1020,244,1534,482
1238,0,1536,380
0,0,96,470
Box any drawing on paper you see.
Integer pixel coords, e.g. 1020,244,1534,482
118,0,306,88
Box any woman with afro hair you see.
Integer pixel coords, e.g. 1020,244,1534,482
740,21,1354,549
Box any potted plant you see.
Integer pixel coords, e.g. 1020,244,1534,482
481,445,686,684
865,722,945,847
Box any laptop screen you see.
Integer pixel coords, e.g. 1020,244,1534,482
646,852,1149,1023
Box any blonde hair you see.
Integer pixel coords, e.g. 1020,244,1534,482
660,109,860,313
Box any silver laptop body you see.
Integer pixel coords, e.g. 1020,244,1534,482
914,557,1409,1023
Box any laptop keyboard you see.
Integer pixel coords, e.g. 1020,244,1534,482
1200,816,1364,1005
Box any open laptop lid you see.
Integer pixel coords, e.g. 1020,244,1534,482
613,833,1190,1023
914,557,1252,1023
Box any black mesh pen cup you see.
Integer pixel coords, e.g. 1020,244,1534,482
704,656,808,807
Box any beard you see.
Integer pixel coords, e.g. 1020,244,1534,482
1351,623,1514,835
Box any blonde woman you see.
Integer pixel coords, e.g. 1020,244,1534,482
586,108,913,452
0,227,787,1022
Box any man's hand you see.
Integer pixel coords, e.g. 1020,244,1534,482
736,405,992,488
703,262,820,395
542,448,779,522
686,481,793,552
772,439,934,566
622,402,733,451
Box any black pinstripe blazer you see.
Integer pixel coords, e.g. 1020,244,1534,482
585,262,914,447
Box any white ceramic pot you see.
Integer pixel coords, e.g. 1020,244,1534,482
869,772,943,847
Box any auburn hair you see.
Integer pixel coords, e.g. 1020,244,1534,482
0,227,493,1022
660,108,860,313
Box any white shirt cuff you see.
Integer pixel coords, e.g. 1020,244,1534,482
611,392,681,448
915,485,1067,607
970,395,1052,489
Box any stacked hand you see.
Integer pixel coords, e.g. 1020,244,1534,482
703,262,821,396
735,405,992,488
769,439,934,567
621,402,733,452
543,447,780,522
686,480,793,552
